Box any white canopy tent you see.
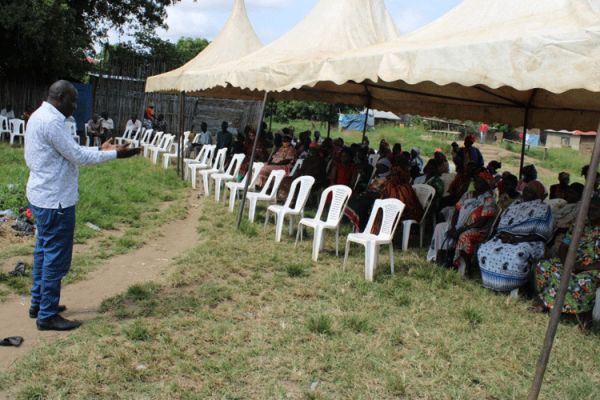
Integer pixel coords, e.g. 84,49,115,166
145,0,263,94
158,0,399,96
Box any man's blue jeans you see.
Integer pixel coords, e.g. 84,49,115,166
30,204,76,321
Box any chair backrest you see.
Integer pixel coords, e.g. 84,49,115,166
202,145,216,165
364,198,406,239
84,123,89,135
183,131,191,141
368,154,380,167
412,184,436,223
10,119,24,134
131,127,143,141
0,115,8,131
150,131,164,146
211,148,228,172
290,159,304,176
139,129,153,145
224,154,245,177
122,126,133,139
65,121,77,136
285,176,315,212
259,169,287,199
314,185,352,225
242,162,265,187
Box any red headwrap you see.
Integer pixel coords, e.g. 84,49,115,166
477,170,496,188
465,135,476,145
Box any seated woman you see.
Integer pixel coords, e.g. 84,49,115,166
329,147,358,187
497,172,521,210
534,197,600,331
478,181,554,292
381,164,424,223
428,169,498,274
255,135,296,187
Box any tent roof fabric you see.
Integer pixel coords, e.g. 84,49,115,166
165,0,399,95
145,0,262,93
178,0,600,131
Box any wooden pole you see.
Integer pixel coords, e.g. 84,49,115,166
519,106,530,179
177,91,185,179
528,118,600,400
362,107,370,143
327,104,334,138
236,92,269,229
268,99,275,133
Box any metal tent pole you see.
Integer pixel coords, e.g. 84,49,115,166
327,104,334,138
519,91,537,178
177,91,185,179
236,92,269,229
528,118,600,400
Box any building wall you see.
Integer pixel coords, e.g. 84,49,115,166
545,133,565,149
579,136,596,155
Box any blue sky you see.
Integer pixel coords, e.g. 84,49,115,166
110,0,462,44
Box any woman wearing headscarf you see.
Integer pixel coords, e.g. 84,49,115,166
478,181,554,292
534,197,600,331
255,135,296,187
410,148,424,173
428,169,498,274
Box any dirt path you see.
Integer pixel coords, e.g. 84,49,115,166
0,190,202,372
476,142,556,179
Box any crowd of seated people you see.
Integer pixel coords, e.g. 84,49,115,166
189,122,599,330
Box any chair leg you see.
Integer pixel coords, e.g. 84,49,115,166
335,227,340,257
402,221,413,251
312,227,323,262
419,224,425,248
389,244,395,275
228,188,237,212
202,173,210,196
215,178,222,202
288,215,294,237
295,223,303,248
365,242,378,282
191,168,197,189
275,212,286,242
263,209,270,231
248,198,258,223
343,240,350,271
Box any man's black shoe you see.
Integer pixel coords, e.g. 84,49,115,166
29,305,67,319
36,315,81,331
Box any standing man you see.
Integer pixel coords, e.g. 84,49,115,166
216,121,232,155
479,122,489,144
25,80,140,331
455,135,484,172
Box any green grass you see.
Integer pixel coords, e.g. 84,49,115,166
2,198,599,399
0,144,188,298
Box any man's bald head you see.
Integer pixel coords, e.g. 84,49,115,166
47,80,78,117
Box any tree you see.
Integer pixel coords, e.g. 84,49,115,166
0,0,180,82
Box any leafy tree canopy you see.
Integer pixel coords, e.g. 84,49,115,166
0,0,182,82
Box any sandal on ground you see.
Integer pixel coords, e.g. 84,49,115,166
0,336,24,347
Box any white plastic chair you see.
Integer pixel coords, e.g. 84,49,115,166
246,169,287,223
65,121,79,144
185,144,216,180
143,131,164,158
211,154,246,202
132,129,151,148
115,127,133,145
546,198,567,214
264,176,315,242
289,159,304,177
196,148,227,192
162,139,182,169
0,116,10,141
368,154,380,167
84,123,91,146
344,198,406,282
226,162,264,212
151,134,174,165
401,184,436,250
295,185,352,262
9,119,25,145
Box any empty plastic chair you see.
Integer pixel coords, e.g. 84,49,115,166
264,176,315,242
226,162,264,212
185,144,216,181
0,116,10,141
196,148,227,193
9,119,25,145
133,129,152,148
211,153,246,202
143,131,163,158
151,134,174,164
295,185,352,262
115,127,133,145
66,121,79,143
343,199,405,282
246,169,286,223
401,184,436,251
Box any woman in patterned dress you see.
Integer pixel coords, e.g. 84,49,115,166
478,181,554,292
534,198,600,330
428,169,498,274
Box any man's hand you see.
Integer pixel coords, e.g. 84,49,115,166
101,138,116,151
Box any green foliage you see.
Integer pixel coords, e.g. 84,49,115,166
286,264,308,278
272,101,358,125
307,315,333,336
0,0,181,81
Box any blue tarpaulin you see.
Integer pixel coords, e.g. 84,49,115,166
339,113,375,132
71,82,93,132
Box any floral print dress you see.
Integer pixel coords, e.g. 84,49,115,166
535,226,600,314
